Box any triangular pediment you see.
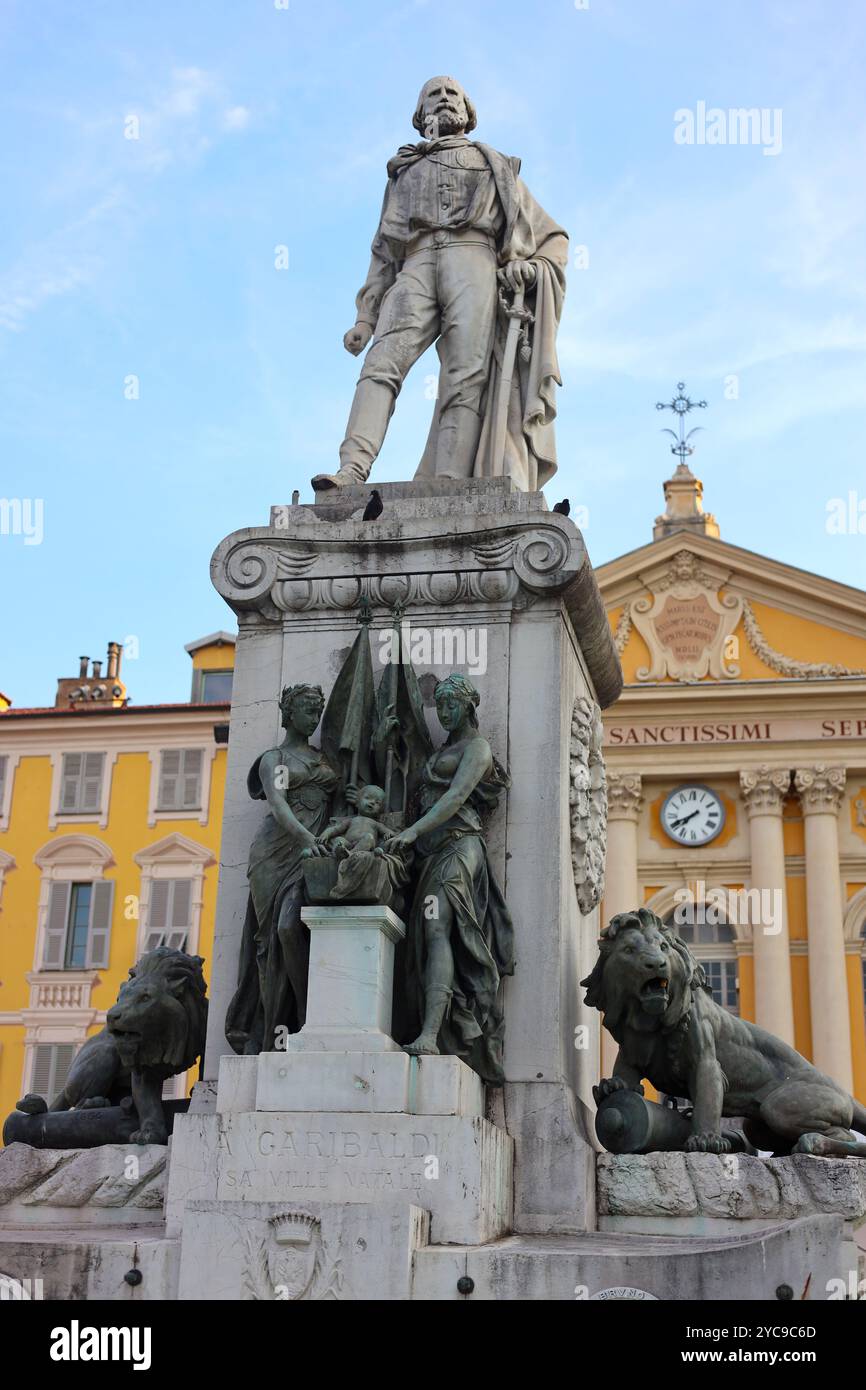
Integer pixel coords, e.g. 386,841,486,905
133,833,216,868
597,531,866,686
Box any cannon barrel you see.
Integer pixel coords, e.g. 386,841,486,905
2,1099,139,1149
595,1089,692,1154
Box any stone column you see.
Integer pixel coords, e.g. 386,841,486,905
739,766,795,1045
601,773,643,1075
794,765,852,1091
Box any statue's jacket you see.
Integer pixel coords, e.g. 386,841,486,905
356,135,569,489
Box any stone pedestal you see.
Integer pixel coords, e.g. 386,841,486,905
292,904,404,1053
201,479,622,1241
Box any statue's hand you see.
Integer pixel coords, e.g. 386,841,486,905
373,702,400,747
294,827,318,854
344,322,373,356
498,260,537,293
304,837,331,859
385,826,418,853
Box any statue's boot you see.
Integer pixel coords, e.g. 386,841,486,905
431,404,483,479
313,380,396,491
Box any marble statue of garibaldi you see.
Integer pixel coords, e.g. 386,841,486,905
312,77,569,494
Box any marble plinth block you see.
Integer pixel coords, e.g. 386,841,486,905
289,904,404,1054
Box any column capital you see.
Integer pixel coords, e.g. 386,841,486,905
607,772,642,821
739,765,790,817
794,764,846,816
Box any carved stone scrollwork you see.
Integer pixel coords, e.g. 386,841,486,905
210,515,622,708
216,542,280,612
512,526,572,591
213,521,578,616
272,570,520,613
629,549,742,682
742,599,865,678
739,766,790,817
794,765,847,816
613,604,632,655
606,772,642,821
570,696,607,915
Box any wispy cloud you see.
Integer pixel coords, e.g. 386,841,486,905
1,66,254,331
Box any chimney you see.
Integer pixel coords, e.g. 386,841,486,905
55,647,128,710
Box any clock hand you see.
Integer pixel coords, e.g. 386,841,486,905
670,810,700,829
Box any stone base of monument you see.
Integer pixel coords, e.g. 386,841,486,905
161,903,515,1296
411,1214,847,1300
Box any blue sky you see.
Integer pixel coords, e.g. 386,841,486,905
1,0,864,707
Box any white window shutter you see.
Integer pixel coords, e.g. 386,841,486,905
171,879,192,930
166,929,188,951
159,750,181,809
31,1043,76,1104
81,752,104,814
42,881,71,967
85,880,114,968
31,1045,54,1098
143,878,169,951
181,749,203,808
0,755,7,804
149,879,170,930
60,753,82,811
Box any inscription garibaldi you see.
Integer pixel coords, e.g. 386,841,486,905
312,76,568,493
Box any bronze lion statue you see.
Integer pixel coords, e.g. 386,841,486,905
581,908,866,1158
18,947,208,1145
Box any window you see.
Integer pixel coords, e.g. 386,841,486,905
31,1043,77,1104
0,755,7,807
142,877,193,952
201,670,233,703
158,749,204,811
664,904,740,1016
42,879,114,970
59,752,105,814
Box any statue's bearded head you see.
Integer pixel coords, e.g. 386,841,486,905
413,76,477,139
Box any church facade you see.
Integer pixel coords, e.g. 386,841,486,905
597,463,866,1101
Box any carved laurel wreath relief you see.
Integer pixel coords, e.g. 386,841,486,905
570,696,607,915
242,1211,345,1301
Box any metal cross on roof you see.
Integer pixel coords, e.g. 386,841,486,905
655,381,708,464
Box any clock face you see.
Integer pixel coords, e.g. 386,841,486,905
661,785,725,846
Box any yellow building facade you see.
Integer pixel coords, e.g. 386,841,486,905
0,633,235,1125
598,465,866,1103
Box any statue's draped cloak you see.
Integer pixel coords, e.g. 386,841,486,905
225,746,338,1053
401,749,515,1085
367,137,568,490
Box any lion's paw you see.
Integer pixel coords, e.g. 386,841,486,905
593,1077,629,1105
794,1132,826,1156
685,1131,732,1154
130,1124,167,1145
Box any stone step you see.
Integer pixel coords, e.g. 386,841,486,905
413,1215,845,1300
